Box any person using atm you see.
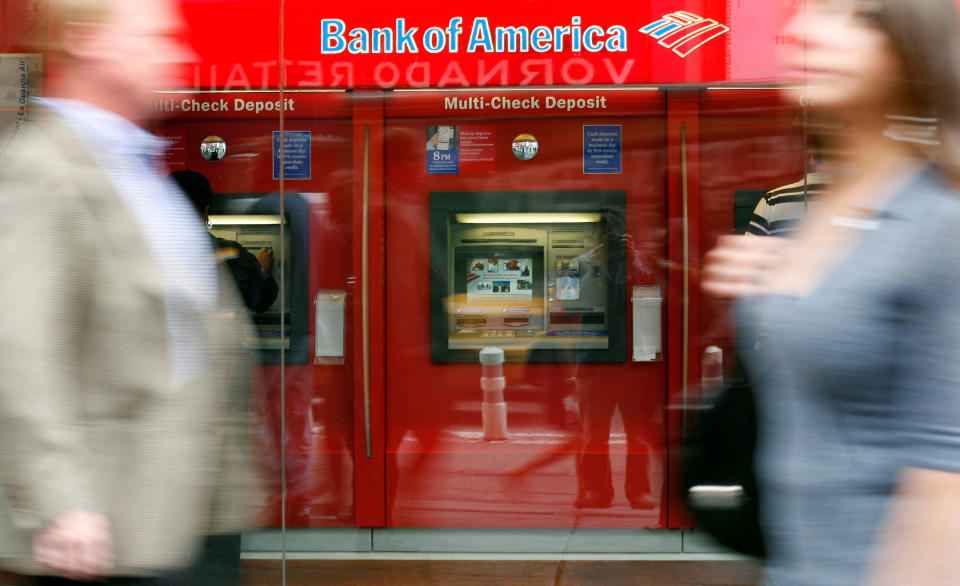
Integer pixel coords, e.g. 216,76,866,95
171,169,280,313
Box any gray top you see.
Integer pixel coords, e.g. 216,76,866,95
479,346,505,365
740,167,960,585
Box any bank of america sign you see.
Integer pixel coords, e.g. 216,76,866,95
640,11,729,57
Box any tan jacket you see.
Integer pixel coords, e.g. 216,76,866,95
0,112,258,575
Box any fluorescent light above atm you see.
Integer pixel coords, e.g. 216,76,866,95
455,213,602,224
208,214,283,225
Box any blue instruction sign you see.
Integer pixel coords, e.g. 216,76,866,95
583,125,622,174
426,125,459,174
273,131,311,180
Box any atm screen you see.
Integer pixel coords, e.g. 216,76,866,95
452,246,545,336
431,191,626,363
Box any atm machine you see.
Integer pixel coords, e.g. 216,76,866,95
430,191,627,362
209,193,311,365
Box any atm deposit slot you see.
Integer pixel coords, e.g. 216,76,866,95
430,191,627,363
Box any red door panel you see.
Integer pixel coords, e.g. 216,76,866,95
383,93,671,528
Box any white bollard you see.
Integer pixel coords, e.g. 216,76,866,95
480,347,508,440
702,345,724,390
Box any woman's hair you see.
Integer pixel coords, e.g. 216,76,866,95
871,0,960,170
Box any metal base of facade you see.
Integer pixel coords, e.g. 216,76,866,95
241,528,740,557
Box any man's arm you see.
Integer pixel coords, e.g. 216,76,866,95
0,169,110,577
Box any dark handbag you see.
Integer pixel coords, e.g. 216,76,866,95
683,356,765,558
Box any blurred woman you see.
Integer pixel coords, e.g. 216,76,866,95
703,1,960,584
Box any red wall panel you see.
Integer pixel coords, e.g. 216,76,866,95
383,93,672,528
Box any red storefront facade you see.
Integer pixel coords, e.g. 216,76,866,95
3,0,804,553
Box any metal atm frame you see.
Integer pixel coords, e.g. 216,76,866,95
210,192,311,364
430,190,627,363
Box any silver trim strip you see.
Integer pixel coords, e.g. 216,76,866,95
241,528,742,556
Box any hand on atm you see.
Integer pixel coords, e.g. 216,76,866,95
256,247,274,274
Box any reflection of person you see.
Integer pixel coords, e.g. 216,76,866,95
557,275,579,301
0,0,255,582
704,1,960,584
509,210,658,510
170,169,279,313
571,210,654,510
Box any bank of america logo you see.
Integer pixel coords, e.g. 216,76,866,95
639,11,729,57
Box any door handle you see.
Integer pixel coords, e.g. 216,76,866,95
362,124,372,459
681,122,690,441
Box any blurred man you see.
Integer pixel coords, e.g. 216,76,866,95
0,0,254,583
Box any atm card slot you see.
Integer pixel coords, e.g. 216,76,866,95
549,312,605,325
